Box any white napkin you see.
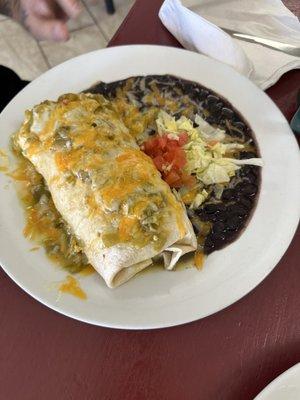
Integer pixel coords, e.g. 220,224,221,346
159,0,300,89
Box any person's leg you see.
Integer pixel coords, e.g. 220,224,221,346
0,66,30,112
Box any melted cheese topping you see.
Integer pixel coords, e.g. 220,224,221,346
14,93,188,254
10,154,91,274
59,275,87,299
194,250,205,270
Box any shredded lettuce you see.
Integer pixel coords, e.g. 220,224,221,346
194,114,226,142
190,189,209,209
155,111,263,188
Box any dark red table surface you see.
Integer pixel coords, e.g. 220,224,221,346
1,1,299,399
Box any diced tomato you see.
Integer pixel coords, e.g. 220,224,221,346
163,151,174,164
157,136,168,149
143,139,154,153
164,170,181,186
181,173,197,188
141,132,194,189
154,148,163,157
172,152,186,170
172,180,184,189
167,139,179,150
163,148,185,170
178,132,189,146
153,155,166,171
167,172,195,189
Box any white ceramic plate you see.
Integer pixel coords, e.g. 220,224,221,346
0,46,299,329
254,363,300,400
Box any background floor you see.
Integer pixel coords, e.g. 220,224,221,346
0,0,134,81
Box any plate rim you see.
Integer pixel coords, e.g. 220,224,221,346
254,363,300,399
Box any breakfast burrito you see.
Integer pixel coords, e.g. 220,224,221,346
14,93,197,288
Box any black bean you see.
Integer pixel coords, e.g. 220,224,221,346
181,83,194,94
204,203,226,214
240,151,256,160
246,172,257,183
213,221,226,234
198,213,211,222
197,209,214,221
206,213,219,222
195,89,209,101
239,196,253,210
100,81,119,97
240,166,250,176
231,130,243,139
240,165,258,177
209,233,226,248
134,90,144,102
243,166,259,178
145,76,153,86
233,121,246,132
203,204,217,214
227,204,248,217
198,89,209,100
224,229,239,242
207,95,219,105
252,166,260,176
205,116,217,125
158,76,171,84
210,102,223,116
227,215,241,231
204,238,215,254
212,102,223,110
240,183,257,196
221,107,234,119
199,206,226,222
235,182,248,192
219,211,229,222
222,189,237,202
218,120,227,129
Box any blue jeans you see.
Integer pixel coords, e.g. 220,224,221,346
0,66,29,112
